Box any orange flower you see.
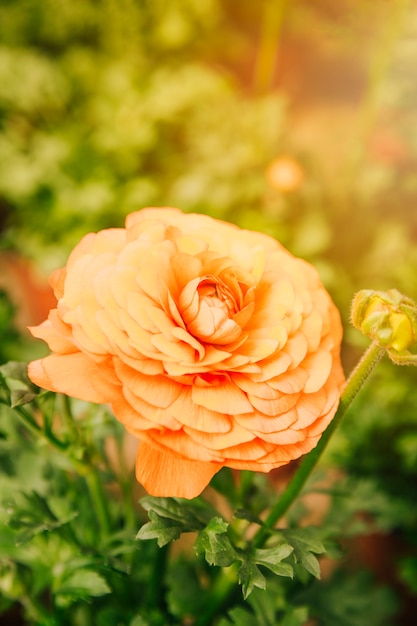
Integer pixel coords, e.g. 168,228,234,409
28,208,345,498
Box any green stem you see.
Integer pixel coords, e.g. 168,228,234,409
194,565,240,626
14,404,68,450
13,396,112,539
238,470,255,505
145,543,169,612
253,0,288,94
253,341,385,547
85,469,112,539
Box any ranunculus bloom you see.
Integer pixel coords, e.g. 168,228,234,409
28,208,345,498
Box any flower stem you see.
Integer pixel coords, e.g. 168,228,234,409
253,341,385,548
13,399,112,539
13,404,68,450
145,543,169,612
194,564,240,626
84,468,112,539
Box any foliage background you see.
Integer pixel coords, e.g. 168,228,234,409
0,0,417,624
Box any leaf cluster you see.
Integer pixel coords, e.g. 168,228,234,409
0,358,406,626
138,496,327,601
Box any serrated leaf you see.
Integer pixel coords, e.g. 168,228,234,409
6,492,78,546
137,496,217,547
254,543,294,565
140,495,216,526
238,559,266,599
282,528,325,579
136,511,187,547
283,527,325,555
253,544,294,578
296,549,321,579
194,517,238,567
15,512,79,546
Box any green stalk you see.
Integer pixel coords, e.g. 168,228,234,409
84,468,112,539
145,543,169,612
194,564,240,626
14,404,68,451
253,341,384,547
253,0,289,94
13,399,112,539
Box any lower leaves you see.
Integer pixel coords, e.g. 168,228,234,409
0,324,413,626
138,496,323,600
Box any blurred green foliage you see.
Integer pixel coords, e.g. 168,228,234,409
1,0,417,624
0,0,416,311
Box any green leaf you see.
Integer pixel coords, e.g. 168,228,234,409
0,362,39,407
136,510,187,547
137,496,217,547
194,517,238,567
238,559,266,599
55,569,111,605
10,388,38,408
140,495,217,526
14,512,79,546
253,544,294,578
6,491,78,546
281,528,325,579
237,542,293,599
0,362,33,386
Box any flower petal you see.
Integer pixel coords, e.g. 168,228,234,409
28,353,120,403
114,361,182,408
135,442,222,498
192,379,253,414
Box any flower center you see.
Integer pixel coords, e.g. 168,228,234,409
198,278,237,317
178,272,255,346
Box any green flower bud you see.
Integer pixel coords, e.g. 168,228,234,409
351,289,417,365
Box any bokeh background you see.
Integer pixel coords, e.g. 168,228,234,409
1,0,417,623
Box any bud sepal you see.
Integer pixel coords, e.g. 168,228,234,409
351,289,417,365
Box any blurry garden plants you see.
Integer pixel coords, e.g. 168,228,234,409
1,1,417,625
